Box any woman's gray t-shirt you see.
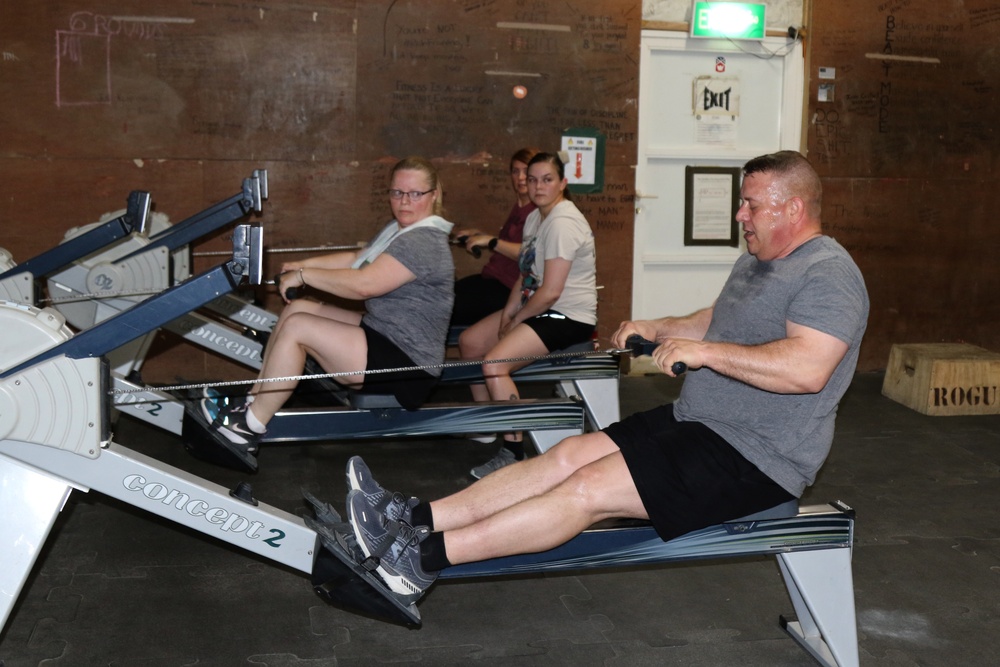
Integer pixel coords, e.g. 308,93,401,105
361,227,455,375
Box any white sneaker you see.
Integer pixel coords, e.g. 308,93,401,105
463,433,497,444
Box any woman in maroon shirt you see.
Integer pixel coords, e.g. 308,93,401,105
450,147,539,326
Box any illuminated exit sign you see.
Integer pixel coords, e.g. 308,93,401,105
691,2,766,40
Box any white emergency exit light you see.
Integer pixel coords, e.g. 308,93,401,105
691,1,766,40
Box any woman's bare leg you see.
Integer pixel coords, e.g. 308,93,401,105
257,300,361,372
481,324,546,442
458,311,503,403
248,301,366,424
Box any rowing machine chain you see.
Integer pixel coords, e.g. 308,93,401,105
41,287,165,304
192,243,364,257
108,345,634,396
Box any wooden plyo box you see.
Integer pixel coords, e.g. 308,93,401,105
882,343,1000,416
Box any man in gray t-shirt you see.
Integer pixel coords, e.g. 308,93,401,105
342,151,870,598
674,235,868,497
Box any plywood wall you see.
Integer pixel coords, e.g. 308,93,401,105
807,0,1000,370
0,1,640,382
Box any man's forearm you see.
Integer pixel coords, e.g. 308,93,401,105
654,307,713,342
697,331,847,394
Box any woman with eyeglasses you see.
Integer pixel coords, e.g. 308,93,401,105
449,147,540,327
458,152,598,479
198,156,455,467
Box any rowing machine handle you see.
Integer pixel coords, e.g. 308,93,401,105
274,274,302,300
456,235,482,259
625,335,687,375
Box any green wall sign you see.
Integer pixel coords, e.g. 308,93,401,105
691,2,766,40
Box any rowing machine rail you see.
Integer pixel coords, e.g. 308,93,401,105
437,503,858,667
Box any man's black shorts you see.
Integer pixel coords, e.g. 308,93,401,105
604,404,795,541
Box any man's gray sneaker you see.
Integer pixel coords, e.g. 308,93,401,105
346,455,418,525
347,489,438,597
470,446,518,480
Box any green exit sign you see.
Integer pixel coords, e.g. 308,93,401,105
691,2,766,40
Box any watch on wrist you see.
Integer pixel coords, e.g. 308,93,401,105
488,237,499,251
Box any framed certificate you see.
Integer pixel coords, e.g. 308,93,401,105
684,166,740,246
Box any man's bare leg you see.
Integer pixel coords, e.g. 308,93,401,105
344,432,645,597
430,431,622,532
442,447,648,564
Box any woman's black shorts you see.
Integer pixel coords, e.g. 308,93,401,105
604,404,795,541
359,322,437,410
522,310,595,352
451,274,511,327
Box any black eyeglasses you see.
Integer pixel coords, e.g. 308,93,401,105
387,189,434,201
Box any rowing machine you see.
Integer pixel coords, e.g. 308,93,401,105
37,174,269,433
47,170,268,332
0,282,857,665
0,190,150,304
20,178,584,447
1,213,586,462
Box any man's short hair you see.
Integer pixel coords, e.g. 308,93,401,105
743,150,822,218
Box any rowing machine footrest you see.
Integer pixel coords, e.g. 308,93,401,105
304,491,422,627
311,545,420,627
181,409,258,473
